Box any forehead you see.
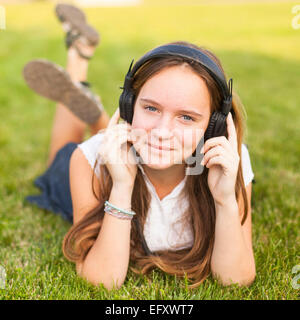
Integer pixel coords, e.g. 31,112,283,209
137,64,211,112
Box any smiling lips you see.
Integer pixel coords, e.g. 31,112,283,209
147,142,175,151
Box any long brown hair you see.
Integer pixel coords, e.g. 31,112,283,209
63,41,249,288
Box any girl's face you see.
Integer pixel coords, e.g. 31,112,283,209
131,64,211,170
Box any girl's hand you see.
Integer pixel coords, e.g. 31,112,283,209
201,112,240,206
98,108,138,187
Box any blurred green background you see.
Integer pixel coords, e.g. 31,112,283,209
0,0,299,299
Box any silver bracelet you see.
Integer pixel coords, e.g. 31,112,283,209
104,201,136,217
104,207,133,220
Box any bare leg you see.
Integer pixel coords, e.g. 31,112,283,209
89,110,110,135
46,44,110,167
47,48,88,167
69,41,110,135
67,44,110,135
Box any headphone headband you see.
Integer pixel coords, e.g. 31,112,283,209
126,44,232,109
119,43,233,125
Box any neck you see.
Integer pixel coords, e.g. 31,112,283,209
142,164,186,199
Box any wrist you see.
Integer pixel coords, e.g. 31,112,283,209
112,182,135,192
214,195,238,213
109,183,134,210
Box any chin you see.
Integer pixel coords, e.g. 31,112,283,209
135,143,185,170
142,161,174,171
139,152,183,170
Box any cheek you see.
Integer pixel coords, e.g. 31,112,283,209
131,108,152,131
130,110,151,151
174,127,204,152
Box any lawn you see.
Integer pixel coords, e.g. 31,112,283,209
0,1,299,300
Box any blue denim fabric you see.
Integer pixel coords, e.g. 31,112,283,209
25,142,78,224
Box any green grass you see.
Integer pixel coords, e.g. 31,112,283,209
0,1,299,300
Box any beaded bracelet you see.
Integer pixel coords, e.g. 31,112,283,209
104,206,134,220
104,206,133,220
104,201,136,220
105,201,136,216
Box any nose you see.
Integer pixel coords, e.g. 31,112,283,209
152,116,174,141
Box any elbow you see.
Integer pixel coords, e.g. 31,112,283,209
218,271,256,287
243,271,256,287
77,263,126,291
212,265,256,287
86,275,125,291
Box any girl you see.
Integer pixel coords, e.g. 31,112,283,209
24,4,256,291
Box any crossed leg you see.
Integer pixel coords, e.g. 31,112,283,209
46,46,110,167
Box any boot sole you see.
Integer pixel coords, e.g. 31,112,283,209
55,4,86,23
23,59,102,124
55,3,100,46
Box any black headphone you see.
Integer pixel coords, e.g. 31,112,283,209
119,44,234,142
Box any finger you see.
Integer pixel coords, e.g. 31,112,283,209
109,123,132,132
226,112,238,151
206,156,230,169
202,136,231,154
103,123,132,139
205,155,226,169
128,128,148,144
105,128,133,147
107,108,120,128
100,133,133,162
201,145,228,166
98,126,131,152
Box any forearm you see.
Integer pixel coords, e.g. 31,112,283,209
81,183,133,290
211,200,256,286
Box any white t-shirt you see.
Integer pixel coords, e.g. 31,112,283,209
77,132,254,252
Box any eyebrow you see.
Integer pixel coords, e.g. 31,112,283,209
140,98,204,118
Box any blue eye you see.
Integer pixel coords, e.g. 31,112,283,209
181,115,194,122
145,106,157,112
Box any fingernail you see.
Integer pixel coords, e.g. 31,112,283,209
200,146,204,153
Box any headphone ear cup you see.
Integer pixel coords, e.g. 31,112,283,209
214,112,228,138
204,111,218,141
119,89,135,124
204,111,228,141
119,90,127,120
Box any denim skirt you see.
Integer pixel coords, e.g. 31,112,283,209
25,142,78,224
